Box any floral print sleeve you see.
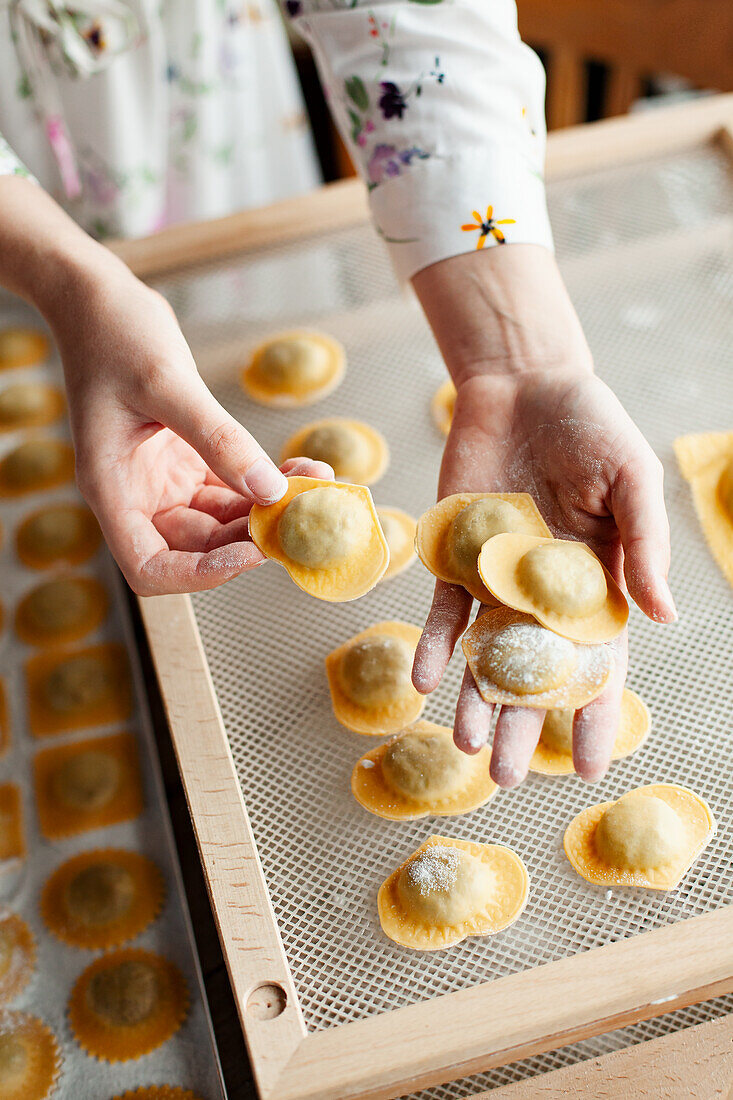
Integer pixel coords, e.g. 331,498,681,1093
284,0,553,280
0,133,33,180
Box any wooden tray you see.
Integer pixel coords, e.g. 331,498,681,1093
112,94,733,1099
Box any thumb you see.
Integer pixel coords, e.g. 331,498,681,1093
152,374,288,505
610,454,676,623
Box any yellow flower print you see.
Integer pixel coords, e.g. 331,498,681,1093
461,205,516,249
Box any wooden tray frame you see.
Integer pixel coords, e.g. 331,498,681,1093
117,95,733,1100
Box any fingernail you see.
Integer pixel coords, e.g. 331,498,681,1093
658,578,678,622
244,458,288,503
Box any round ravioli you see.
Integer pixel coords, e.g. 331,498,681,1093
0,438,74,497
0,329,49,371
250,476,388,601
280,418,388,485
530,688,650,775
0,383,64,431
462,606,613,710
416,493,551,604
479,533,628,643
376,507,416,580
378,835,528,950
242,330,345,406
42,849,164,949
112,1089,205,1100
0,1011,60,1100
16,576,108,646
352,720,496,819
431,379,456,436
0,916,35,1004
326,621,423,734
69,948,188,1062
564,783,715,890
16,504,101,569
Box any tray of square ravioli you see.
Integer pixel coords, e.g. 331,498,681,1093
144,129,733,1094
0,305,224,1100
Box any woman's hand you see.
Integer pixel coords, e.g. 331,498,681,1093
50,264,332,595
0,177,330,596
411,245,675,788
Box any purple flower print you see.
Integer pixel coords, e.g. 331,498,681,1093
367,144,429,186
379,82,408,120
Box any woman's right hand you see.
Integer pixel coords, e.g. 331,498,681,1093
47,260,332,594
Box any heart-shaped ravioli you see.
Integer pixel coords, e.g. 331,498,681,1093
242,331,345,406
530,688,650,775
478,533,628,642
281,418,388,485
564,783,715,890
326,621,423,733
462,606,613,709
250,476,388,601
416,493,551,604
378,835,528,950
352,720,496,819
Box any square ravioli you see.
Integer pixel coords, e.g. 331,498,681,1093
34,732,143,839
25,643,132,737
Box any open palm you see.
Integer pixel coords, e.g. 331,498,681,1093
412,368,674,787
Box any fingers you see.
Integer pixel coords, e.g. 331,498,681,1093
280,457,335,481
138,543,265,594
150,376,288,505
96,506,264,595
190,459,334,524
572,632,628,782
490,706,546,789
153,505,252,553
611,457,676,623
453,665,494,754
412,580,473,694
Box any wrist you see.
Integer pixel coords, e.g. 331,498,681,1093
412,244,593,386
0,175,129,326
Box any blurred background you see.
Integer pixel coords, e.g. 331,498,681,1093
286,0,733,181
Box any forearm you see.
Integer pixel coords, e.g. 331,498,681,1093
0,176,126,324
412,246,593,386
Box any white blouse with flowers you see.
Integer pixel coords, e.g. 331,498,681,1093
0,0,553,279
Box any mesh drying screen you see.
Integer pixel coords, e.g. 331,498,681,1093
153,144,733,1090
